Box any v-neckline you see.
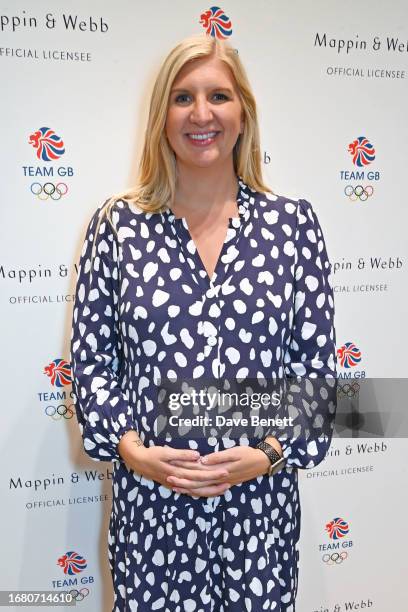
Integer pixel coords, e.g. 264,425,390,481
163,176,252,288
183,216,237,284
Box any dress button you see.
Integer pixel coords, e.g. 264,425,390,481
207,335,217,346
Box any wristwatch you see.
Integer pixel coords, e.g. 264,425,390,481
256,440,286,476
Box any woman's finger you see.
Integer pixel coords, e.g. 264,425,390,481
168,459,232,471
174,483,231,497
168,474,229,488
200,450,240,465
166,467,229,483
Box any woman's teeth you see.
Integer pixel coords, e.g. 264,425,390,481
188,132,217,140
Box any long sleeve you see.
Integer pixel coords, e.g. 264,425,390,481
70,202,136,462
276,198,337,469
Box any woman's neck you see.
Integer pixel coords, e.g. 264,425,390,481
172,163,239,218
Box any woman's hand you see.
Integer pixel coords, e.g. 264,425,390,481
118,432,282,499
168,437,283,497
117,432,231,497
167,445,272,497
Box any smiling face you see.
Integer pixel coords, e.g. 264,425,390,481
165,55,244,171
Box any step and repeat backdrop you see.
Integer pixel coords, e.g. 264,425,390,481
1,1,407,610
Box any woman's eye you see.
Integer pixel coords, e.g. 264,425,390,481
174,92,229,104
175,94,190,103
213,93,229,101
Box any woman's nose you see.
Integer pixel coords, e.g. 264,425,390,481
190,98,213,124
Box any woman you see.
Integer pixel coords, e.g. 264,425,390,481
71,33,337,612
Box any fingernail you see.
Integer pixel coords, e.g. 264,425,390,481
201,456,208,463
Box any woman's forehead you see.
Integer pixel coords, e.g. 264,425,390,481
172,56,236,87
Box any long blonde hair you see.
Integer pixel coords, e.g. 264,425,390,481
94,33,273,245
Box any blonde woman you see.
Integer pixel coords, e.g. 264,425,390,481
71,33,337,612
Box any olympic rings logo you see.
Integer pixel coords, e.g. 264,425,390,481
344,185,374,201
337,381,360,399
322,551,348,564
45,404,75,420
66,588,89,602
30,182,68,200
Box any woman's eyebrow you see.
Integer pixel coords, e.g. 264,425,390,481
170,86,234,94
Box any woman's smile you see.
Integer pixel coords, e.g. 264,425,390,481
185,131,221,146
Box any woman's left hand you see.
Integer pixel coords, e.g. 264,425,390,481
167,445,271,497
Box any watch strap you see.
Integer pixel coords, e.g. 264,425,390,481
256,440,286,476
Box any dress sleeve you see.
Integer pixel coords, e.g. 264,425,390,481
277,198,337,469
70,202,136,462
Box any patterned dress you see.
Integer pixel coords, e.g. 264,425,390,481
70,176,337,611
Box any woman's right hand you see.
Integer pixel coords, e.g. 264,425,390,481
118,432,231,497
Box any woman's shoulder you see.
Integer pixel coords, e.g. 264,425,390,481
86,196,151,240
251,186,316,222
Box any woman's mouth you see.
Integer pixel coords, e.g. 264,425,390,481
185,131,220,146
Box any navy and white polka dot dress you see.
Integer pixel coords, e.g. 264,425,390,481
70,177,337,611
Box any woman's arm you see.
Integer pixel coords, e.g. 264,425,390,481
275,198,337,469
70,202,137,462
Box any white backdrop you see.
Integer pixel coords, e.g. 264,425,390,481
1,1,407,610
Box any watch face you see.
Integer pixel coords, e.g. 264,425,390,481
269,457,286,476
